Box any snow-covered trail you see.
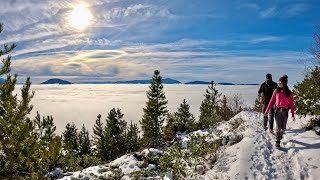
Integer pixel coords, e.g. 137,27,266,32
205,111,320,180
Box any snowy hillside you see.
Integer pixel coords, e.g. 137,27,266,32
59,111,320,180
204,111,320,180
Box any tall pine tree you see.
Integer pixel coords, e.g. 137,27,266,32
198,81,222,129
78,124,91,156
105,108,127,159
92,114,110,161
141,70,168,147
62,123,79,153
0,22,42,178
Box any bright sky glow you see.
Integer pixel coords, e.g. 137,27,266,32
67,5,93,31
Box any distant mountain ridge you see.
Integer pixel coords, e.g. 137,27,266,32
185,81,210,84
79,78,181,84
184,81,258,85
39,78,258,85
41,78,72,84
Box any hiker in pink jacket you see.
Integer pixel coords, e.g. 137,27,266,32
264,75,295,148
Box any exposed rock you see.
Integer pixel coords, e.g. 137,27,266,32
195,165,205,175
222,136,230,145
133,152,143,161
80,176,90,180
48,168,63,178
146,164,157,172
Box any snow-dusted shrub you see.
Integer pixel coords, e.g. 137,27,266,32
187,134,220,166
159,143,187,179
106,168,124,179
142,150,161,165
229,117,244,130
129,170,146,180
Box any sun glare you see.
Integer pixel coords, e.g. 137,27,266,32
67,4,93,31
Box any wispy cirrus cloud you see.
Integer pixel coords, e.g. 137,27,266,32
283,3,309,18
237,3,260,10
11,38,306,84
1,0,317,85
259,3,309,19
249,36,284,44
260,7,277,18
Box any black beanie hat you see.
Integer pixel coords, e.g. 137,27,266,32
266,73,272,79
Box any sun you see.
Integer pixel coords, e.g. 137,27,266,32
67,4,93,31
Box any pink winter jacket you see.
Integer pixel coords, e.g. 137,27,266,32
265,89,295,117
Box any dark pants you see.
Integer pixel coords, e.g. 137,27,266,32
275,110,288,141
262,104,275,130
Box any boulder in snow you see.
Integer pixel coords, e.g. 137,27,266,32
133,152,143,161
146,164,157,171
79,176,90,180
48,168,63,178
163,171,173,180
195,165,205,175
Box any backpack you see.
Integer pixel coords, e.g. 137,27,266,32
260,81,277,104
263,82,274,98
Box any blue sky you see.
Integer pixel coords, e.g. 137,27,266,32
0,0,319,84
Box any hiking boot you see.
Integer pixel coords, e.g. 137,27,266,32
269,129,274,133
275,141,280,148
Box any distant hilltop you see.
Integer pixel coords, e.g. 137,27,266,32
79,78,181,84
39,78,258,85
41,78,72,84
185,81,258,85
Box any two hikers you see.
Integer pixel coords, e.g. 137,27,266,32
264,75,296,148
258,73,278,132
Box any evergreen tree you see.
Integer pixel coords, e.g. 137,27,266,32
34,112,62,175
34,111,56,144
163,113,178,141
198,81,222,129
62,123,79,153
126,121,140,153
105,108,127,159
78,124,91,156
175,99,196,132
92,114,109,161
78,124,92,168
0,22,42,178
141,70,168,147
219,95,233,121
40,136,62,174
294,66,320,117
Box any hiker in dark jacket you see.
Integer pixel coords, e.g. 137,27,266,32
258,73,278,132
264,75,295,148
